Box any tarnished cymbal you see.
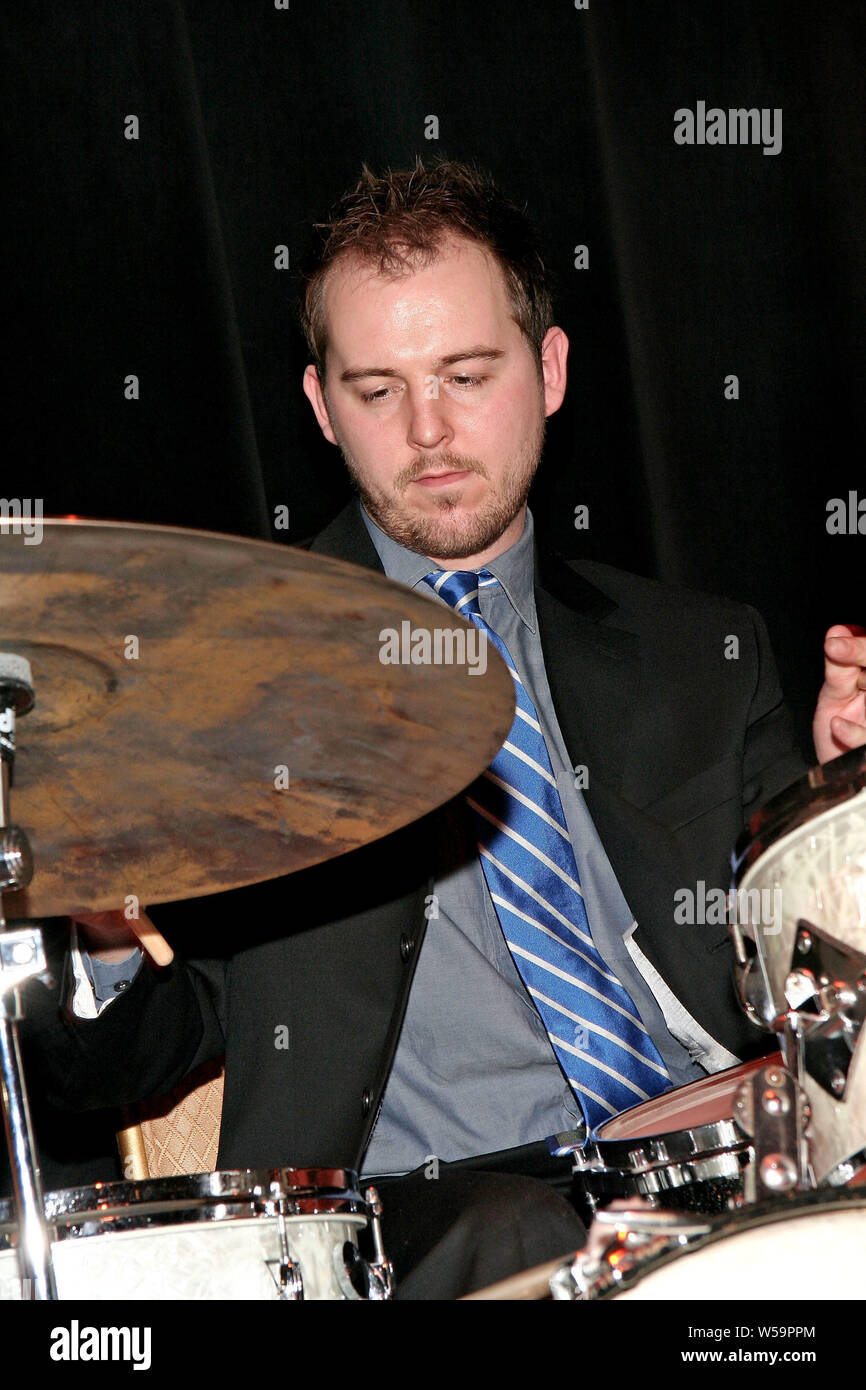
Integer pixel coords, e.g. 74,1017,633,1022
0,520,514,918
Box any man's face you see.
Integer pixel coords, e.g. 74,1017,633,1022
303,236,568,564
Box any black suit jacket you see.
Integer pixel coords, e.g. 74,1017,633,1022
24,502,807,1173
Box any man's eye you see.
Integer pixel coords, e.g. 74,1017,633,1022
359,375,484,403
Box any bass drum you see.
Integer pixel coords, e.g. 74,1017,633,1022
0,1168,391,1301
553,1189,866,1301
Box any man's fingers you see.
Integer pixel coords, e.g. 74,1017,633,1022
71,907,173,967
826,635,866,662
815,627,866,763
822,627,866,697
824,625,866,663
71,909,129,930
830,715,866,750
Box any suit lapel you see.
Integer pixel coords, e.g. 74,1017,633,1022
534,547,643,800
307,499,383,571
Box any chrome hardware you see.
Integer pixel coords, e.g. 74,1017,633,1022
554,1188,866,1300
270,1185,304,1300
277,1253,304,1300
550,1203,711,1300
732,936,779,1031
0,827,33,892
759,1153,800,1190
572,1114,751,1203
549,1254,588,1301
363,1186,394,1300
593,1206,713,1238
786,969,819,1011
734,1062,810,1201
789,922,866,1101
0,929,48,1005
0,657,57,1299
825,1148,866,1187
762,1089,789,1116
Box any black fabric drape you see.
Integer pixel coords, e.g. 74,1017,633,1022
2,0,864,1187
5,1,863,746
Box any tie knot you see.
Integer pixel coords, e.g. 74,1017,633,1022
422,568,498,617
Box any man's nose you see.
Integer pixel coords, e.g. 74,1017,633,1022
406,383,454,452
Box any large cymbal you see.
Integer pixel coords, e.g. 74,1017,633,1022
0,520,514,918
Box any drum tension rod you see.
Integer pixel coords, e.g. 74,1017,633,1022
364,1187,394,1300
269,1184,304,1300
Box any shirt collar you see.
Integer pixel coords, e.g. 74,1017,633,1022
358,500,537,633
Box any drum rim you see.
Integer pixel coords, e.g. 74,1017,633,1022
575,1117,749,1174
594,1187,866,1299
38,1167,368,1228
591,1054,782,1144
732,747,866,887
574,1120,751,1199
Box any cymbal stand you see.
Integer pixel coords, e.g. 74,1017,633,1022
0,655,57,1299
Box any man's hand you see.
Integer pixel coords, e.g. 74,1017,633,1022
813,624,866,764
70,908,174,966
71,910,141,963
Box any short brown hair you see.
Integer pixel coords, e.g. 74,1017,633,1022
299,157,554,380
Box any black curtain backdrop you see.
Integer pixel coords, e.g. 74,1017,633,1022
2,2,864,1187
4,0,864,749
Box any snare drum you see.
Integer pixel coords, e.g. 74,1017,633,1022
553,1189,866,1301
572,1054,781,1216
0,1168,392,1300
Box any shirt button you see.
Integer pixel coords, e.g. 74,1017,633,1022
399,934,414,963
361,1086,372,1116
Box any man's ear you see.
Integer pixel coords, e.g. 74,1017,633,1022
540,326,569,419
303,364,339,445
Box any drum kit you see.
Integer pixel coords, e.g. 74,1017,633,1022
2,517,866,1302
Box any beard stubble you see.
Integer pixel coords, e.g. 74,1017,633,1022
335,406,547,561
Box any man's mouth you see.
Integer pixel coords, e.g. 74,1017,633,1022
412,470,474,489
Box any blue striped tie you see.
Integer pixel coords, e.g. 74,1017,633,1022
423,567,671,1132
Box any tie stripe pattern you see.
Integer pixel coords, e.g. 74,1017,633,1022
424,567,671,1132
